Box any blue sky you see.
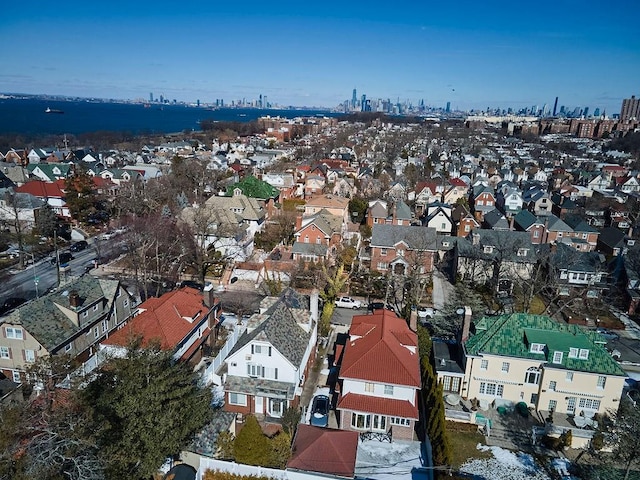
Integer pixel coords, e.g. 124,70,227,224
1,1,639,113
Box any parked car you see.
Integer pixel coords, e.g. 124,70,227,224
367,301,385,312
180,280,204,291
310,394,330,427
418,306,435,319
100,231,116,241
69,240,88,252
335,296,362,309
596,328,618,341
51,252,74,265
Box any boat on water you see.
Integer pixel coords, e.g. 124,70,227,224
45,107,64,114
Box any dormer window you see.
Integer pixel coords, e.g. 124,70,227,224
530,343,545,354
484,246,494,254
579,349,589,360
517,248,528,257
552,351,563,364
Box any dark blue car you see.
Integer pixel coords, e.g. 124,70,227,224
310,395,330,427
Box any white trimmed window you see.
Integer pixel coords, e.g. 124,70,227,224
530,343,545,353
566,372,574,382
24,349,35,363
479,382,504,397
597,376,606,389
579,349,589,360
377,262,388,271
390,417,410,426
351,412,371,430
549,381,556,391
12,371,20,382
380,248,388,256
524,367,540,385
229,392,247,406
569,348,579,359
365,382,374,393
480,359,488,370
579,398,601,411
5,327,23,340
548,399,557,411
552,351,563,364
384,385,394,395
0,346,9,359
501,362,510,373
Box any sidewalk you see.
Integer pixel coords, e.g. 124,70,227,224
432,270,455,311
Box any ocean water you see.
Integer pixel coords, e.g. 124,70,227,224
0,98,337,136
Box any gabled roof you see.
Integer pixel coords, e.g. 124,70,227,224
370,224,437,251
102,287,208,352
483,209,510,230
338,392,418,419
549,242,605,273
597,226,626,249
15,179,66,199
228,288,311,367
226,175,279,200
27,163,72,179
564,214,599,233
458,230,537,263
465,313,626,376
513,210,541,231
340,310,420,387
287,425,359,477
298,209,342,236
2,276,122,351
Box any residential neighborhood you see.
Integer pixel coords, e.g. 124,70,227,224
1,110,640,480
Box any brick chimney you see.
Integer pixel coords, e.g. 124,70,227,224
69,291,81,308
295,214,303,231
203,283,215,308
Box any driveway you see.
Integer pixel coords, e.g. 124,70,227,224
432,270,455,311
331,304,367,326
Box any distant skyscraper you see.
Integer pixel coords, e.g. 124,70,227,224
552,97,558,116
446,101,451,113
620,95,640,121
594,107,601,118
149,92,154,103
361,94,367,111
352,88,357,109
583,107,589,117
197,99,200,107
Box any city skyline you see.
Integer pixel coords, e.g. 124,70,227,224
1,1,639,113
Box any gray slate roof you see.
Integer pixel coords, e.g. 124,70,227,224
1,276,120,351
229,288,312,368
370,224,438,250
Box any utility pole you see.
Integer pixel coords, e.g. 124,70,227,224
54,229,60,286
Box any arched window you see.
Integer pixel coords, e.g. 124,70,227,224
524,367,540,385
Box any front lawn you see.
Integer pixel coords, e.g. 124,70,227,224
446,421,492,468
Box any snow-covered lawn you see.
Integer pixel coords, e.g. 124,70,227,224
460,445,552,480
355,440,424,480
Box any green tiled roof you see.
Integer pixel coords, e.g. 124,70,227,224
465,313,626,376
226,175,279,200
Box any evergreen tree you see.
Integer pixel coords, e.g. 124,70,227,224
80,342,213,479
422,357,452,467
268,431,292,469
215,431,236,461
233,415,270,466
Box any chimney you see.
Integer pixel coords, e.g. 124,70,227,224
310,289,319,322
69,291,81,308
461,306,472,343
409,307,418,332
203,283,215,308
295,214,303,231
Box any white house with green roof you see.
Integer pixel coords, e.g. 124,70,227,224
463,313,627,420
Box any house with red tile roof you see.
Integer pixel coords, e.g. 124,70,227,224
15,179,70,217
100,286,220,364
287,424,359,478
336,309,420,441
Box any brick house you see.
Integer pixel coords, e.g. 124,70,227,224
369,224,437,276
292,209,344,262
336,309,420,441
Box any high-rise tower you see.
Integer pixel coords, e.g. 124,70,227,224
352,88,357,109
552,97,558,116
620,95,640,121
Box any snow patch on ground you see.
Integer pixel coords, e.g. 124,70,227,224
460,444,551,480
355,440,424,479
